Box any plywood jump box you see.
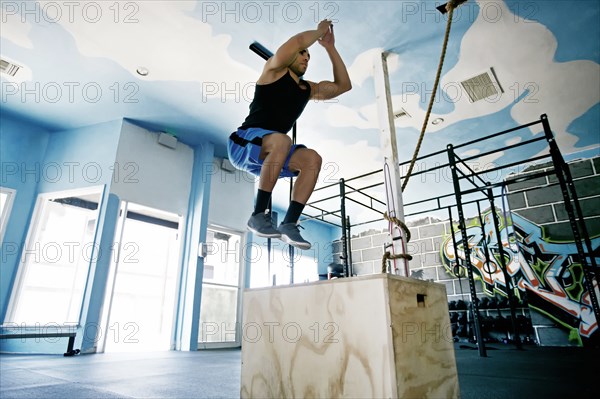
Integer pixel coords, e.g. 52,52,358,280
240,273,460,398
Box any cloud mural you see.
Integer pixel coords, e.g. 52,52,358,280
1,0,598,218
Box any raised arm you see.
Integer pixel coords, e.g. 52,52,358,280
308,26,352,100
263,20,333,75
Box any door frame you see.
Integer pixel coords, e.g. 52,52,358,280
197,224,246,349
98,200,183,353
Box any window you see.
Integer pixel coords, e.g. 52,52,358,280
198,226,244,348
6,186,103,327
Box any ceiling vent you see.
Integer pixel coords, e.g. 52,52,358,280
460,68,503,103
394,108,411,119
0,58,21,77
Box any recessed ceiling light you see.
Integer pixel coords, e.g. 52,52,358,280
136,67,149,76
432,118,444,125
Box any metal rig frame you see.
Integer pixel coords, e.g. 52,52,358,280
301,114,599,356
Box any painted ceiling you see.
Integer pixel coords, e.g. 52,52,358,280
2,0,599,223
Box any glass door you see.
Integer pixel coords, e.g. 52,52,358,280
198,226,244,348
102,202,180,352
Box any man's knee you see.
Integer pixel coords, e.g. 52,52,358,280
291,149,322,179
263,133,292,153
306,149,322,169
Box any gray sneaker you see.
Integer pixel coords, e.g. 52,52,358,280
278,223,311,250
247,212,281,238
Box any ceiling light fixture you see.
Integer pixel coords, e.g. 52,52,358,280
432,118,444,125
136,67,149,76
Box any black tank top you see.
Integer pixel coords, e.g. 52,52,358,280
240,70,311,133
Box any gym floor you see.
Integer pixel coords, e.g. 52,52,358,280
0,343,596,398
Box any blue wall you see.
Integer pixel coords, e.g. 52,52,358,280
174,142,214,351
0,115,50,321
0,117,123,353
37,120,122,193
299,217,339,275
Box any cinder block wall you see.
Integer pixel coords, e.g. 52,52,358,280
332,217,486,303
506,157,600,239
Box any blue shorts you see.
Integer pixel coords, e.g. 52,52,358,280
227,127,306,178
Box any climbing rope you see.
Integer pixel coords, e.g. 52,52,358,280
383,0,464,273
401,0,462,191
383,161,411,274
381,212,413,273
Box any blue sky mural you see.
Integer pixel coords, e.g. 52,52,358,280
1,0,599,225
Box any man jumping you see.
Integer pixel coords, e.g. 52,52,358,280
228,20,352,250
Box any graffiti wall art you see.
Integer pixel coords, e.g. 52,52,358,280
441,208,599,344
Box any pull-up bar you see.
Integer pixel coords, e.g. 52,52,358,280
250,42,273,61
